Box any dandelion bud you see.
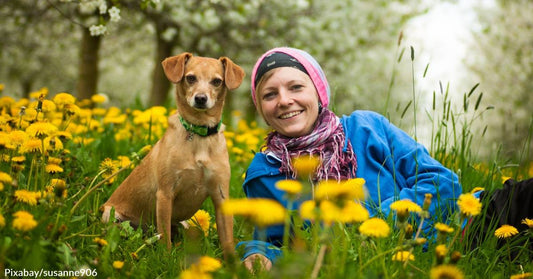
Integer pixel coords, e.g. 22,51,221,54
435,244,448,264
404,223,414,239
450,251,462,264
423,193,432,211
19,106,26,116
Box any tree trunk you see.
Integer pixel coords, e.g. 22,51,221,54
149,23,174,106
76,27,101,100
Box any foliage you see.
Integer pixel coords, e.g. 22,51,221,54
468,0,533,161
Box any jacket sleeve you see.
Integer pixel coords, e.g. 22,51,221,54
344,111,461,235
378,113,461,234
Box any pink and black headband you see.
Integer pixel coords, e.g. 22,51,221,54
251,47,331,108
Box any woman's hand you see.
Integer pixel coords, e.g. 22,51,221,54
243,253,272,272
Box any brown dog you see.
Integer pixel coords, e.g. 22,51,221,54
101,53,245,259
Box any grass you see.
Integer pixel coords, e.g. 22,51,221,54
0,80,531,279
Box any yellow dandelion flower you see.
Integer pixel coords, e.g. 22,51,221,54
292,155,321,179
187,210,211,236
315,178,366,201
33,99,56,113
26,121,58,139
501,176,512,184
522,218,533,229
91,93,108,104
196,256,222,273
429,264,464,279
64,103,81,116
435,244,448,258
340,200,369,223
275,179,303,195
300,200,318,221
30,87,48,99
0,95,14,106
48,157,62,165
249,199,286,227
342,178,367,201
44,136,64,151
359,218,390,238
456,193,482,217
179,269,211,279
435,223,454,234
470,187,484,194
392,250,415,262
49,179,67,198
55,131,73,141
100,158,118,177
8,130,29,148
139,145,152,157
12,210,38,231
11,156,25,164
0,213,5,227
20,138,42,154
0,171,13,184
46,163,64,174
117,156,132,168
511,272,533,279
222,198,286,228
390,199,422,221
0,182,3,191
494,224,519,239
103,114,127,125
112,261,124,270
53,93,76,106
14,189,41,205
93,237,108,247
319,200,343,225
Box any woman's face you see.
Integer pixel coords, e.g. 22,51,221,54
257,67,320,138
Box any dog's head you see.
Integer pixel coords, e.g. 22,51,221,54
162,53,245,112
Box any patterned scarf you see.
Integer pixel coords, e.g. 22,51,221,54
265,108,357,181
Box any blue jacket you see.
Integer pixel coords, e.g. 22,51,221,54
236,110,461,263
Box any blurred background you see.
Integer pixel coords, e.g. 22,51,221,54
0,0,531,162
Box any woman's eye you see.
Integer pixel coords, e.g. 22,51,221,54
185,75,197,84
262,92,276,100
291,84,303,91
211,78,223,87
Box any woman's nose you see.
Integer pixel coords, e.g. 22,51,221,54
278,89,293,106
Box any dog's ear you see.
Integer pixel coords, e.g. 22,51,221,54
162,52,193,83
219,57,245,90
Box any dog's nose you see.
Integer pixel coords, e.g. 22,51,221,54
194,94,208,106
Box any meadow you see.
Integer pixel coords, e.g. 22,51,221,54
0,85,532,279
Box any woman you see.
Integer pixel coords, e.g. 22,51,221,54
237,47,462,271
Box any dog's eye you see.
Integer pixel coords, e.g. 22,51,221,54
185,75,197,84
211,78,223,87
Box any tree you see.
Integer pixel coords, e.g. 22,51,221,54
469,0,533,161
0,1,79,97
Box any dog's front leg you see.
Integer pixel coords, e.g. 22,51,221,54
156,190,173,250
212,184,234,260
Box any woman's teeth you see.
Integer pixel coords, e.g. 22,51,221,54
280,111,302,119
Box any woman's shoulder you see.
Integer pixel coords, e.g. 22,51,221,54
340,110,390,130
244,152,282,183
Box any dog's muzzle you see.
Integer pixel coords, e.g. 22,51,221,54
193,93,208,109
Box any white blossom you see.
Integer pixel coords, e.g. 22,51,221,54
89,24,107,36
108,6,121,22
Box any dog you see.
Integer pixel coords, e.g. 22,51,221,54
101,52,245,259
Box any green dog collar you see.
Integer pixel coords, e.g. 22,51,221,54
179,115,221,137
